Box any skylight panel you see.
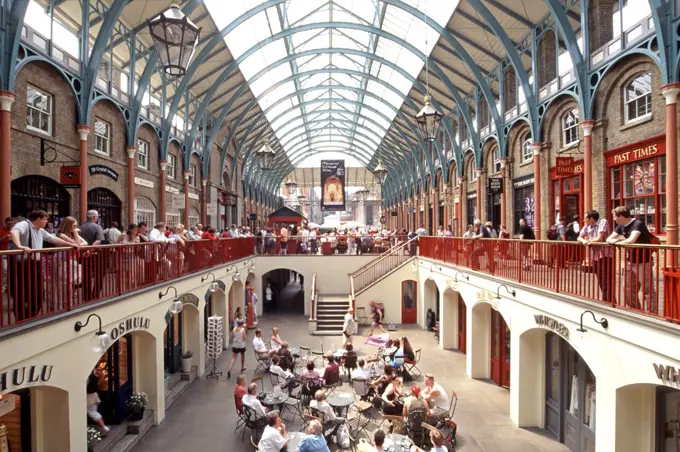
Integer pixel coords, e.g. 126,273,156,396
359,108,392,131
336,0,378,24
270,107,302,128
286,0,326,25
300,72,330,89
224,11,270,59
266,99,295,121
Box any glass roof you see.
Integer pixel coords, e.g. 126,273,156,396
205,0,458,168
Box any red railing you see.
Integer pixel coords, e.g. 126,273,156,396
255,234,406,255
419,237,680,323
350,237,418,294
0,238,254,330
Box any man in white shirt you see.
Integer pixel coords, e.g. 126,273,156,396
351,359,370,380
148,223,177,243
258,413,287,452
266,284,273,303
229,224,240,238
416,224,427,236
242,383,268,418
342,308,354,346
310,390,344,433
279,225,288,255
106,222,122,243
253,329,275,357
423,374,450,421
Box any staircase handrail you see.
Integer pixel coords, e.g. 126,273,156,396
350,237,417,278
310,273,317,321
350,237,417,294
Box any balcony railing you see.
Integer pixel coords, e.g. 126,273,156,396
419,237,680,323
0,238,254,331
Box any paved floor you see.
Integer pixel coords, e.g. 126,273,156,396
132,312,568,452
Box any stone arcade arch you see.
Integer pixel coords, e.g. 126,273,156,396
422,278,440,329
440,287,467,352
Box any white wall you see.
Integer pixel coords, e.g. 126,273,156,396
354,262,417,324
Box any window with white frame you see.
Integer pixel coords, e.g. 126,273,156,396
134,196,156,226
137,139,149,170
188,207,200,228
167,154,177,179
166,212,180,228
522,139,533,163
94,119,111,155
624,73,652,123
189,164,197,187
563,109,579,146
26,86,52,135
491,147,501,174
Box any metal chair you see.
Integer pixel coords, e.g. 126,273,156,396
311,350,325,369
404,348,422,379
250,434,259,451
254,350,271,373
242,405,266,442
406,408,428,447
351,377,371,401
281,378,304,424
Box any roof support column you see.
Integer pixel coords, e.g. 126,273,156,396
532,143,543,240
581,121,595,214
0,92,15,222
662,83,680,250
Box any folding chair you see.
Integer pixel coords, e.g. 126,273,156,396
281,378,304,424
250,434,259,452
242,405,266,442
404,348,422,379
311,350,325,369
254,350,271,373
351,377,371,401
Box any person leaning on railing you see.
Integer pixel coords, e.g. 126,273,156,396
8,210,81,321
577,210,615,304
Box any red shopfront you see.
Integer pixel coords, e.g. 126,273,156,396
550,158,583,225
605,134,666,235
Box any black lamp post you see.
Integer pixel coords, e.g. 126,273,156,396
415,94,443,142
147,4,202,77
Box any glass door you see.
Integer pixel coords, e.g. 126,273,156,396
490,310,501,385
164,313,183,374
96,335,132,425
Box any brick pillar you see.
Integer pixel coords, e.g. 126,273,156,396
581,121,595,213
201,179,207,226
423,191,430,232
458,176,465,235
77,125,90,223
432,189,439,231
475,168,483,222
500,158,508,227
126,146,136,226
532,143,543,239
662,83,680,247
441,184,448,230
243,196,249,226
159,161,167,224
0,91,15,222
183,171,190,227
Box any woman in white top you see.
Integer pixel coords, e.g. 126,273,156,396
227,319,247,379
56,216,86,310
271,327,283,352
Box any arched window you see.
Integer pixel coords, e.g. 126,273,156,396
491,147,501,174
563,108,579,146
188,207,200,228
522,139,533,162
134,196,156,226
624,73,652,123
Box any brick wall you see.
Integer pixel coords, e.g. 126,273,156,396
537,30,557,88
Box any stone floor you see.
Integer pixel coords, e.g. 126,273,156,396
131,308,569,452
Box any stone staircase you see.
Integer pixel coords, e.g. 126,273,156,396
314,295,351,335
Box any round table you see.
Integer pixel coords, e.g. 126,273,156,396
326,392,355,417
332,349,346,359
261,392,288,410
290,347,300,358
286,432,308,452
384,433,413,452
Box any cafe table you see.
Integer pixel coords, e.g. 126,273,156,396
261,391,288,411
285,432,307,452
384,433,413,452
326,392,355,417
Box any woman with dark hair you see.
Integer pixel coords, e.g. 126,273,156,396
402,336,415,361
227,318,247,379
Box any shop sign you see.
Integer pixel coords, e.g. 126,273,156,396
188,193,199,200
109,316,151,341
60,165,80,188
88,165,119,181
488,177,503,195
0,394,15,417
166,186,180,194
0,365,53,392
653,363,679,384
534,314,569,340
605,135,665,166
555,157,579,176
134,177,154,188
513,176,534,189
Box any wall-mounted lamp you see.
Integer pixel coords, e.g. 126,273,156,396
201,272,220,293
495,285,516,299
226,265,241,282
454,272,469,282
576,310,609,334
74,313,112,353
243,259,256,274
158,286,183,315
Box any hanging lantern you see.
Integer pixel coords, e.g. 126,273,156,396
285,177,298,193
256,137,276,171
356,185,370,199
373,160,388,184
415,93,443,142
147,5,202,77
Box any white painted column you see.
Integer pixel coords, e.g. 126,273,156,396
510,328,545,427
596,382,617,451
133,332,164,424
467,303,490,379
66,387,88,452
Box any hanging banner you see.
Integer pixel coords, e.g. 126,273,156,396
320,160,345,211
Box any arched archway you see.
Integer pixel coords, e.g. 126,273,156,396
87,187,122,229
422,278,439,329
0,385,70,451
11,175,70,224
440,288,466,352
470,301,510,387
229,280,246,330
260,269,305,315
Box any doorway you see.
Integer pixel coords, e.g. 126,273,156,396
487,193,501,231
88,188,121,229
401,280,417,324
457,295,466,354
11,175,70,225
261,270,305,315
93,335,133,425
164,312,183,374
0,388,31,451
490,310,510,388
551,170,583,226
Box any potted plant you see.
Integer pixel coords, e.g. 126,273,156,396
126,392,149,422
87,426,102,452
181,350,193,373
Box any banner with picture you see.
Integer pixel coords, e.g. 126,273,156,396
320,160,345,211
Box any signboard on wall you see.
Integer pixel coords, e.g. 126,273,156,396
88,165,119,181
60,166,80,188
488,177,503,194
320,160,345,211
172,194,184,210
